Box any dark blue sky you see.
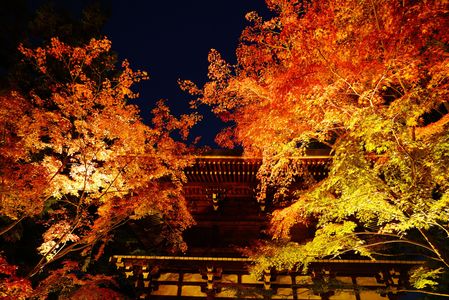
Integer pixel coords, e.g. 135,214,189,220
102,1,270,146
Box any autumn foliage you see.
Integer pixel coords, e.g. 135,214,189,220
187,0,449,293
0,37,197,298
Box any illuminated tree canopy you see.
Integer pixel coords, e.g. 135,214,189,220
0,37,198,298
185,0,449,293
2,0,449,298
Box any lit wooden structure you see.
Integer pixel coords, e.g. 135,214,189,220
110,255,422,299
111,153,422,299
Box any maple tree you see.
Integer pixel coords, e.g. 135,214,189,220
0,37,197,298
185,0,449,295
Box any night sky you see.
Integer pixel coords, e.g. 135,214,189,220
102,1,270,146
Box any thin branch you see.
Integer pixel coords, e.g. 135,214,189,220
388,83,405,97
432,221,449,238
331,239,440,262
326,231,441,259
316,48,360,97
0,216,25,236
396,290,449,298
367,250,442,262
418,227,449,268
369,73,387,107
51,217,128,262
395,72,408,94
94,162,129,202
27,217,82,278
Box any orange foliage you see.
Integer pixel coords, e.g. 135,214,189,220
1,37,197,295
33,260,123,299
194,0,449,154
0,255,33,299
188,0,449,241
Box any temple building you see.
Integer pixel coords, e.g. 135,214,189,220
110,152,422,299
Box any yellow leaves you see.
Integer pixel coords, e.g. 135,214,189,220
193,0,449,286
410,267,444,289
394,61,421,87
270,197,309,240
95,150,111,161
250,221,363,276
